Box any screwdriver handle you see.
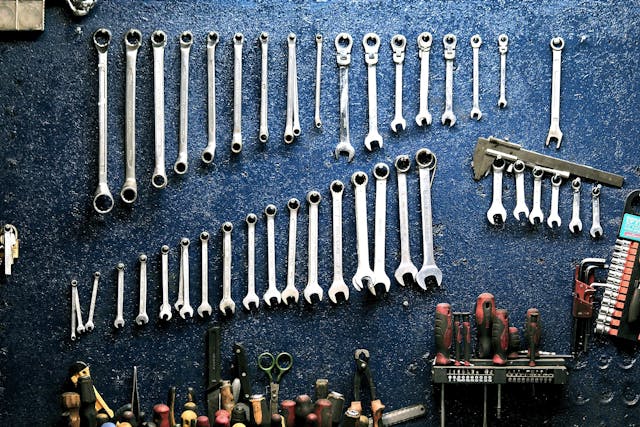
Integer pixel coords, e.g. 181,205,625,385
461,313,471,366
525,308,541,367
281,400,296,427
196,415,211,427
491,309,509,365
61,392,81,427
475,293,496,358
434,303,453,365
508,326,521,358
153,403,170,427
314,399,332,427
453,313,462,366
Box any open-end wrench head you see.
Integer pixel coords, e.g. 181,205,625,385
84,321,94,332
352,270,374,293
263,288,282,307
280,287,299,305
242,293,260,311
219,299,236,316
372,275,391,295
303,285,323,304
441,110,457,127
390,117,407,133
135,313,149,325
590,225,603,238
486,158,507,225
179,305,194,319
394,262,418,287
328,280,349,304
159,304,172,321
416,111,433,127
197,302,213,318
470,108,482,121
416,265,443,289
113,318,124,329
335,142,355,162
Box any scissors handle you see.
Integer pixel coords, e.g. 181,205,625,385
274,352,293,382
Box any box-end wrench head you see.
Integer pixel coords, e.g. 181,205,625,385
243,214,260,310
304,191,324,303
114,263,125,329
416,32,433,126
568,178,583,233
416,149,442,289
351,171,375,294
197,232,213,317
135,254,149,325
264,205,282,307
335,33,355,162
220,222,236,315
394,156,418,286
282,200,301,305
486,157,507,225
328,180,349,304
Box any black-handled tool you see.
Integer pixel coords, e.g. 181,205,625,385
234,342,252,402
207,327,223,422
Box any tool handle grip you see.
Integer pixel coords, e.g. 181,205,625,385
491,309,509,365
434,303,452,365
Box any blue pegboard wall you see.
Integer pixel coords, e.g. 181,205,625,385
1,0,640,425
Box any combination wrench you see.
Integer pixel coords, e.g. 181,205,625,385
71,280,85,335
304,191,324,303
568,178,583,233
314,34,323,129
114,263,125,329
264,205,282,306
546,37,564,149
231,33,244,154
416,32,433,126
121,29,142,204
84,271,100,331
390,34,407,132
329,180,349,303
151,30,168,188
135,254,149,325
394,155,418,286
363,33,383,151
470,34,482,120
529,168,545,225
284,33,301,143
92,29,114,214
547,175,562,228
590,184,603,238
282,199,300,305
259,32,269,143
174,31,193,174
334,33,355,161
441,34,457,127
70,282,77,341
512,160,530,220
372,163,391,295
178,238,193,319
351,171,375,294
486,158,507,225
202,31,219,163
416,149,442,288
198,232,213,317
498,34,508,108
159,245,172,320
220,222,236,315
243,213,260,310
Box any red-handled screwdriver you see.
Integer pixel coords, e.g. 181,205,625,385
525,308,542,366
453,313,462,365
475,293,496,358
461,312,471,365
492,309,509,365
434,303,453,365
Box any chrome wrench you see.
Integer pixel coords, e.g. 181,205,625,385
282,199,300,305
547,174,562,228
569,178,582,233
498,34,508,108
512,160,530,220
174,31,193,174
416,32,433,126
202,31,219,163
220,222,236,315
243,213,260,310
198,232,213,317
486,158,507,225
441,34,457,126
259,32,269,143
470,34,482,120
151,30,168,188
304,191,323,303
231,33,244,154
314,34,323,129
394,155,418,286
72,280,85,334
284,33,297,143
363,33,382,151
70,282,77,341
135,254,149,325
372,163,391,294
545,37,564,149
114,263,125,329
352,171,375,294
334,33,355,161
84,271,100,331
264,205,282,306
416,149,442,288
529,168,545,225
121,29,141,204
329,181,349,303
390,34,407,132
590,184,603,238
178,238,193,319
159,245,172,321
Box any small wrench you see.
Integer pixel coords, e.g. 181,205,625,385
202,31,219,163
590,184,603,238
304,191,324,303
70,282,77,341
264,205,282,306
394,155,418,286
243,214,260,310
529,167,545,225
179,238,194,319
416,149,442,288
259,32,269,143
282,199,300,305
351,171,375,294
416,32,433,126
220,222,236,315
231,33,244,154
547,174,562,229
198,232,213,317
486,158,507,225
135,254,149,325
498,34,508,108
390,34,407,132
84,271,100,331
328,180,349,303
151,30,168,188
284,33,301,143
159,245,172,321
314,34,323,129
363,33,383,151
569,178,583,233
72,280,85,334
92,29,114,214
470,34,482,120
546,37,564,149
512,160,530,220
114,263,125,329
121,29,141,204
372,163,391,295
334,33,355,161
441,34,457,127
174,31,193,174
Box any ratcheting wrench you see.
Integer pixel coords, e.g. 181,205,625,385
243,214,260,310
174,31,193,174
390,34,407,132
231,33,244,154
259,32,269,143
568,178,582,233
486,158,507,225
198,232,213,317
363,33,383,151
416,149,442,288
394,155,418,286
329,181,349,303
441,34,457,126
304,191,324,303
159,245,172,320
372,163,391,294
335,33,355,161
202,31,219,163
352,171,375,294
151,30,168,188
512,160,530,220
178,238,193,319
546,37,564,149
282,199,300,305
135,254,149,325
416,32,433,126
498,34,508,108
470,34,482,120
220,222,236,315
264,205,282,306
121,29,141,204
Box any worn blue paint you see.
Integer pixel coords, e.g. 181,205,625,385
0,0,639,425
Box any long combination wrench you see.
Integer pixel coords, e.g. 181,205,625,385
372,163,391,295
390,34,407,132
121,29,142,204
220,222,236,315
264,205,282,306
202,31,219,163
363,33,383,151
284,33,300,143
135,254,149,325
282,199,300,305
498,34,508,108
84,272,100,331
470,34,482,120
416,149,442,288
441,34,457,127
231,33,244,154
174,31,193,174
92,29,114,214
394,155,418,286
159,245,172,320
259,32,269,143
243,213,260,310
352,172,375,294
151,30,168,188
329,180,349,303
178,238,193,319
304,191,324,303
334,33,355,161
545,37,564,149
416,32,433,126
71,280,84,335
198,232,213,317
314,34,323,129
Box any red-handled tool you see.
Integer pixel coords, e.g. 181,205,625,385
525,308,542,366
475,293,496,358
461,312,471,365
491,309,509,365
453,312,462,366
434,303,452,365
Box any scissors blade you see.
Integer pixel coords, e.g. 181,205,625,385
269,382,280,416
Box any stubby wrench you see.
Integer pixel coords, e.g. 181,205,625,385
390,34,407,132
151,30,168,188
329,181,349,303
71,280,85,334
121,29,141,204
547,175,562,228
84,272,100,331
159,245,172,321
416,32,433,126
220,222,236,315
568,178,582,233
470,34,482,120
498,34,508,108
590,184,603,238
198,232,213,317
363,33,383,150
334,33,355,161
243,214,260,310
545,37,564,149
351,172,375,293
304,191,324,303
264,205,282,306
416,149,442,288
441,34,457,127
174,31,193,174
259,32,269,143
394,155,418,286
231,33,244,154
202,31,219,163
512,160,530,220
314,34,323,129
486,158,507,225
529,167,545,225
282,199,300,305
372,163,391,294
136,254,149,325
92,29,114,214
114,263,125,329
178,238,193,319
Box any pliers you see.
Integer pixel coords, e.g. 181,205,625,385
348,349,385,427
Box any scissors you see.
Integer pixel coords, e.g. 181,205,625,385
258,352,293,415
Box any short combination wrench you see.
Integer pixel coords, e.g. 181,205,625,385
334,33,355,161
264,205,282,306
135,254,149,325
568,178,582,233
390,34,407,132
591,184,603,238
372,163,391,295
282,199,300,305
545,37,564,149
243,213,260,310
529,168,545,225
486,158,507,225
329,181,349,303
547,174,562,229
220,222,236,315
174,31,193,174
441,34,457,127
416,32,433,126
498,34,508,108
363,33,383,151
352,172,375,294
304,191,324,303
198,232,213,317
512,160,530,220
121,29,142,204
416,149,442,288
178,238,193,319
470,34,482,120
114,263,125,328
159,245,172,320
394,155,418,286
